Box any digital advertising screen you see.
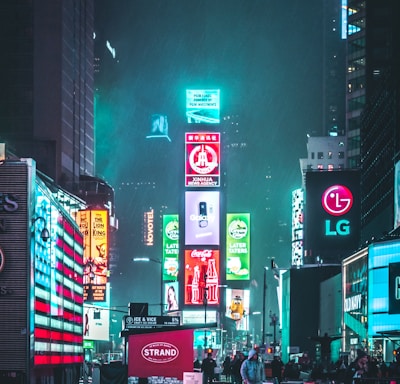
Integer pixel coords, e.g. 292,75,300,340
184,249,220,305
185,191,220,246
342,249,368,351
83,284,110,341
186,89,220,124
164,281,179,312
185,132,220,187
162,215,179,281
226,213,250,280
33,187,84,365
368,240,400,335
394,161,400,230
76,209,109,302
147,114,171,142
292,188,304,267
225,288,250,331
305,170,360,254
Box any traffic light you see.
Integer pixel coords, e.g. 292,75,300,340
266,347,273,354
206,348,213,354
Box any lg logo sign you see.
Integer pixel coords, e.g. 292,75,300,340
321,185,353,236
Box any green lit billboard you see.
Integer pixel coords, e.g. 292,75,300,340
162,215,179,281
226,213,250,280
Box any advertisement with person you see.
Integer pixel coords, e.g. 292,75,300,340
226,213,250,280
128,329,194,379
165,282,179,312
184,249,220,305
225,288,250,331
185,132,220,187
185,191,220,246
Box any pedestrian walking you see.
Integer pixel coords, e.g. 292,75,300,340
240,349,264,384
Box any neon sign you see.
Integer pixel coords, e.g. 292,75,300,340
322,184,353,237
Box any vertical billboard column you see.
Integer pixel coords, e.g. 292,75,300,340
76,209,109,302
226,213,250,281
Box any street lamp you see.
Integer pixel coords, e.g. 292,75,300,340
31,216,50,242
132,257,163,315
262,266,268,346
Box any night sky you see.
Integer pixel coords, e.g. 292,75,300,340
94,0,324,322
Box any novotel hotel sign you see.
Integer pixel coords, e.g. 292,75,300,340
305,170,360,253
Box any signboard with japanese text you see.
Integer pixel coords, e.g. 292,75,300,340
185,132,220,187
226,213,250,280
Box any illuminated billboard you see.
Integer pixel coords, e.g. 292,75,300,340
368,240,400,335
164,281,179,312
76,209,109,302
186,89,220,124
34,186,84,365
184,249,220,305
162,215,179,281
185,191,220,246
292,189,304,267
83,284,110,341
226,213,250,280
185,132,220,187
146,114,171,142
226,288,250,331
305,170,360,255
395,161,400,229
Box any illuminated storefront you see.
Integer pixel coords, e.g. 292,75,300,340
342,239,400,361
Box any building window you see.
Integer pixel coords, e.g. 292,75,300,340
311,152,315,160
318,152,324,159
328,164,334,171
338,151,345,159
328,151,333,159
317,164,324,170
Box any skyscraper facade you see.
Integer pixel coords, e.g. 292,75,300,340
0,0,95,191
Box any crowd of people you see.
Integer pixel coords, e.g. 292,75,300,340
195,347,400,384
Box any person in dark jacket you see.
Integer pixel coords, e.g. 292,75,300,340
202,352,217,384
231,352,245,384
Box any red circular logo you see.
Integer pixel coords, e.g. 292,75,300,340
321,185,353,216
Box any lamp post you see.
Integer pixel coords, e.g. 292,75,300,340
269,311,278,353
132,257,163,315
262,266,268,346
203,273,208,349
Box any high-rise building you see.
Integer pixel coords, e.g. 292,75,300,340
0,0,95,191
357,0,400,241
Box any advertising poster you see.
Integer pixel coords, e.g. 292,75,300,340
165,281,179,312
162,215,179,281
185,132,220,187
395,161,400,229
184,249,220,305
305,170,360,253
128,329,194,379
76,209,109,302
368,240,400,334
146,114,171,142
226,213,250,280
83,284,110,341
186,89,220,124
225,288,250,331
185,191,220,246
